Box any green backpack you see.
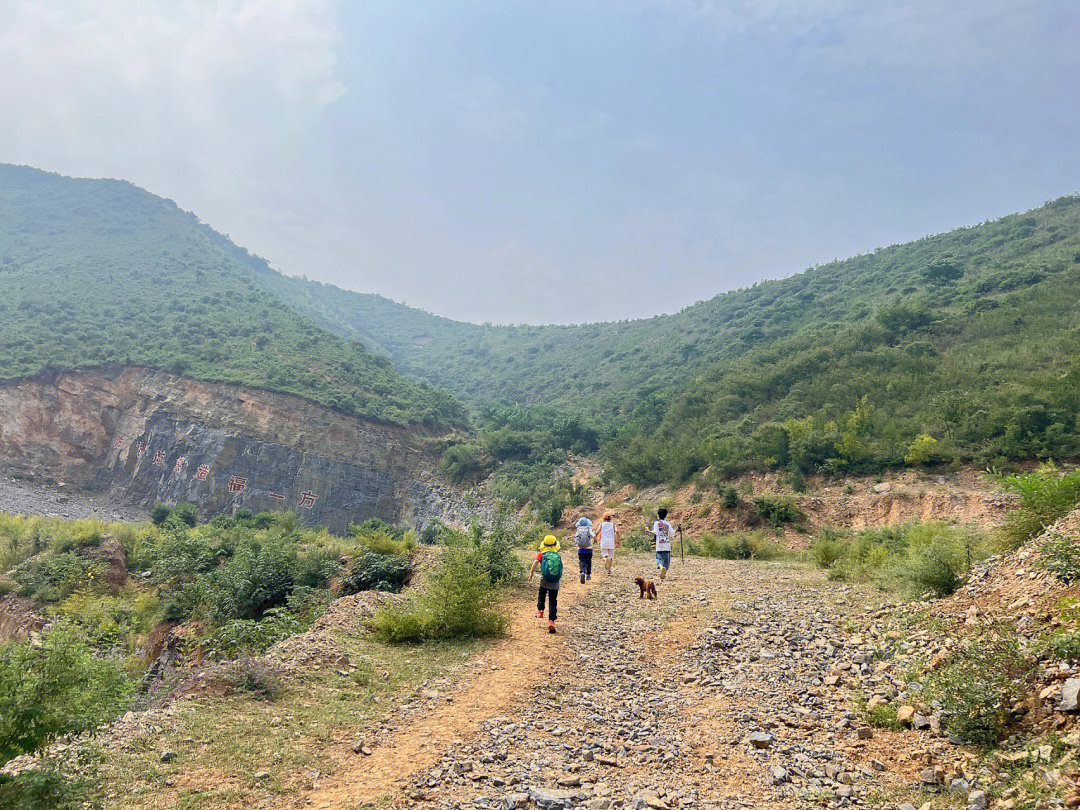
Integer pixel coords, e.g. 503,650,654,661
540,551,563,582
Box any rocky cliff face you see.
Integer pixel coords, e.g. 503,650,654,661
0,367,475,531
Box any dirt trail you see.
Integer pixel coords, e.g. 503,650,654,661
264,556,945,809
271,579,599,809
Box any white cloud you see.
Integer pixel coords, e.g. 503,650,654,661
0,0,344,249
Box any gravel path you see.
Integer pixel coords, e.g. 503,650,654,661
339,557,908,810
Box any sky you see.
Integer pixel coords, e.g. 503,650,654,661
2,2,1079,325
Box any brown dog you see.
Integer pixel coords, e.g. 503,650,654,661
634,577,658,600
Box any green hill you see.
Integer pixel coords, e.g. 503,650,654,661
266,196,1080,484
0,165,464,428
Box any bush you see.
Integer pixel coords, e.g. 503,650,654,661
0,626,132,765
371,545,509,642
999,467,1080,546
0,764,96,810
202,536,300,621
719,485,740,508
225,657,283,700
10,552,106,603
928,627,1033,746
752,495,803,528
341,551,412,593
814,522,989,597
171,502,199,528
692,531,779,560
904,434,942,465
440,443,487,483
809,529,845,569
147,530,217,584
205,607,303,659
471,513,526,586
907,544,963,597
1040,531,1080,584
150,504,171,526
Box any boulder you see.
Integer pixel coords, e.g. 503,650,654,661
1060,678,1080,712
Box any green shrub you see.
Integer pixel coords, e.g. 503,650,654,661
202,536,300,621
440,443,487,483
622,525,655,553
904,434,942,465
1040,532,1080,584
204,607,304,659
147,530,217,584
171,502,199,528
927,627,1033,746
295,547,343,590
999,467,1080,546
10,552,106,603
371,545,508,642
810,529,845,569
470,513,526,586
49,591,159,651
0,764,97,810
907,544,963,597
341,551,412,593
752,495,803,528
719,485,740,508
150,504,171,527
0,626,132,765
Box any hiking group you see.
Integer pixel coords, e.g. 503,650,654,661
528,508,677,634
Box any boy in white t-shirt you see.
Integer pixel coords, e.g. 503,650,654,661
594,512,619,575
651,508,675,581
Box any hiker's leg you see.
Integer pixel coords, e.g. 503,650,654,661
537,586,546,614
584,551,592,578
660,565,668,581
549,588,558,622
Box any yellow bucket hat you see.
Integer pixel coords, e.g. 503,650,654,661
539,534,561,553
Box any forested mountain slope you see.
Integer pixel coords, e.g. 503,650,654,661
0,165,463,428
267,196,1080,482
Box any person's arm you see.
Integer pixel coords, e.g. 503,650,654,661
528,556,539,582
614,525,621,547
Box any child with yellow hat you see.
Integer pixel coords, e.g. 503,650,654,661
528,534,563,634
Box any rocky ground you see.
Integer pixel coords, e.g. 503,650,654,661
276,556,952,810
0,475,147,522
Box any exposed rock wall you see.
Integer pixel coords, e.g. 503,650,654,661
0,367,475,531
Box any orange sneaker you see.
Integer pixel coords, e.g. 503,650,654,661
548,621,556,634
536,610,543,618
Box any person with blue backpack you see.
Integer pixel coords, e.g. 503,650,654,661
529,534,563,634
573,515,593,583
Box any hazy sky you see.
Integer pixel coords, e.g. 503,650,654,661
3,2,1079,324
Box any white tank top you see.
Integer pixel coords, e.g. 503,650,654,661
599,521,616,545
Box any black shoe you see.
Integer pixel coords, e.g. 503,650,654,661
580,573,586,584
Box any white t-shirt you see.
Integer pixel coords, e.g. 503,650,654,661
598,520,616,549
651,520,674,552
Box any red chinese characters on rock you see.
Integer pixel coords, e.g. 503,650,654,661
152,450,166,467
268,493,286,502
114,436,124,449
298,491,318,509
227,476,248,493
174,457,186,474
195,465,210,481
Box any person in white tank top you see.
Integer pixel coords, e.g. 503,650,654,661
594,512,620,575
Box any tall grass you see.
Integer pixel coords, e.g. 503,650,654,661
809,521,990,597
